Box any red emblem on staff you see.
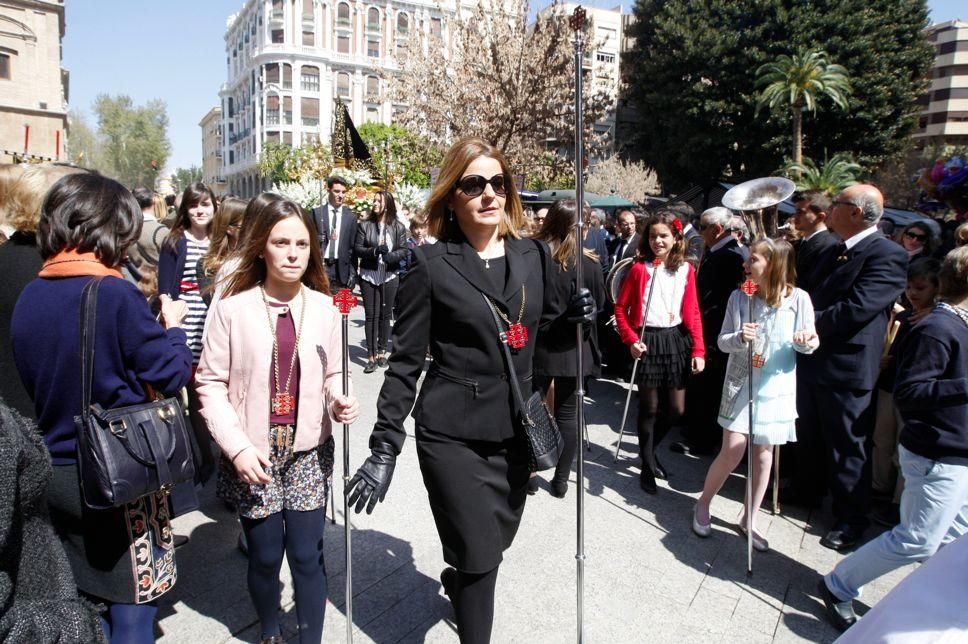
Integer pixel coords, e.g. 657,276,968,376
505,322,528,349
333,288,357,315
752,353,766,369
741,279,759,297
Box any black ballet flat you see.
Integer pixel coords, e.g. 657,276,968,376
440,567,457,598
652,456,668,480
640,469,657,494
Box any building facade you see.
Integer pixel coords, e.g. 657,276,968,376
219,0,471,197
916,19,968,146
0,0,68,163
199,106,228,194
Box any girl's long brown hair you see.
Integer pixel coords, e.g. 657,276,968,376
637,212,686,272
163,182,216,250
223,193,329,297
751,237,796,307
203,196,249,279
424,137,525,242
532,199,598,270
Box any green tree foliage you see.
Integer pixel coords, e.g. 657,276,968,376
169,166,203,193
93,95,171,189
756,49,851,165
356,123,442,188
624,0,934,192
784,153,862,194
66,111,103,170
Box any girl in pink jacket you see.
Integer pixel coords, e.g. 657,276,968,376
196,193,359,644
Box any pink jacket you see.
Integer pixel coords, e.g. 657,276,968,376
195,286,346,460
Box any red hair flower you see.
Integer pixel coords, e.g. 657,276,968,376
671,219,683,234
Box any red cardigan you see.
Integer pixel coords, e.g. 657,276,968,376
614,260,705,358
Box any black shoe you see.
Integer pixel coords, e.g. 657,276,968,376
871,504,900,528
377,356,389,368
820,527,863,551
550,480,568,498
652,456,668,480
669,441,714,457
816,579,858,631
639,468,657,494
440,566,457,598
526,476,539,495
173,534,189,549
364,359,377,374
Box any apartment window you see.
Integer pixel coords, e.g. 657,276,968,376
336,72,351,98
365,75,380,98
301,66,320,91
303,30,314,46
282,64,292,89
301,97,320,126
935,64,968,79
430,17,442,38
266,95,280,125
596,52,615,64
367,39,380,58
934,87,968,101
395,41,407,61
283,96,293,124
0,51,11,80
302,0,314,20
365,106,380,123
367,7,381,33
265,63,280,85
271,29,284,43
337,35,350,54
396,13,409,36
939,41,968,55
337,2,350,27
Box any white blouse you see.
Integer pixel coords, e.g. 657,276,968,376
642,262,689,328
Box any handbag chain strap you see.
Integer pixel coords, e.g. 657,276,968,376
79,277,103,425
482,293,532,426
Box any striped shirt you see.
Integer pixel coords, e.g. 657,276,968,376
180,237,210,363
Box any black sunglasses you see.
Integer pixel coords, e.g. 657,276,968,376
904,231,927,242
454,174,508,197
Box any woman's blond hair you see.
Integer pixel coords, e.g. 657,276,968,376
5,164,86,233
424,137,524,242
750,237,797,308
0,164,27,227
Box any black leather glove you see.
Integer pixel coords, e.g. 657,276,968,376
345,441,396,514
376,244,389,256
566,287,595,324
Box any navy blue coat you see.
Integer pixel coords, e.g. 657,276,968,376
157,236,188,300
798,232,907,390
11,276,192,464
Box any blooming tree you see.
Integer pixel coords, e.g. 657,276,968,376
586,156,662,204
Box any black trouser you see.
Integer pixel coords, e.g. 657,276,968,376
451,566,500,644
241,508,327,643
538,376,579,485
797,380,876,530
683,349,728,452
359,278,399,356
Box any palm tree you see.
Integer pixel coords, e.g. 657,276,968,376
784,153,862,195
755,49,851,165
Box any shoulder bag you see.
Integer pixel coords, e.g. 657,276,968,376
74,277,195,509
482,294,563,471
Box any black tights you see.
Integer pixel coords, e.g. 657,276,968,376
539,376,579,485
359,278,399,356
450,566,500,644
240,507,327,643
637,386,686,473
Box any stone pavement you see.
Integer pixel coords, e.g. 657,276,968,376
159,304,911,643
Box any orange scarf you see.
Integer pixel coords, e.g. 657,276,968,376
38,249,124,279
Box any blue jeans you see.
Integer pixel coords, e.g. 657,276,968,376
826,445,968,601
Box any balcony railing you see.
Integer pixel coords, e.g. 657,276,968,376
302,118,319,127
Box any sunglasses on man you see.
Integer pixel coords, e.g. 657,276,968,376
454,174,509,197
904,231,927,243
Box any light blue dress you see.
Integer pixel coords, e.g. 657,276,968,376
717,287,818,444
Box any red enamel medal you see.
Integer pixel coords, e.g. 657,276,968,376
505,322,529,349
272,393,295,415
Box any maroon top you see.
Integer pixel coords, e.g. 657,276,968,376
269,302,300,425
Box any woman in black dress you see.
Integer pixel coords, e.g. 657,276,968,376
532,199,606,497
346,137,593,642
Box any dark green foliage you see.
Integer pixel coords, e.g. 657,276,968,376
624,0,934,192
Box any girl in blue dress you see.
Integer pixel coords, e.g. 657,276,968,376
692,238,819,551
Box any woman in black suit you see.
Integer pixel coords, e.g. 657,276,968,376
345,137,593,643
353,191,409,372
532,199,606,498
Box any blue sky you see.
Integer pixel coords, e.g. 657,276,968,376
63,0,965,176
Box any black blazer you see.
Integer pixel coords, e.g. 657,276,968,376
534,253,606,378
369,237,564,453
607,233,639,270
799,232,908,389
582,227,610,273
795,229,839,293
312,203,357,285
696,238,746,354
353,219,409,272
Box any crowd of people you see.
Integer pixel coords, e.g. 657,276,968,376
0,143,965,643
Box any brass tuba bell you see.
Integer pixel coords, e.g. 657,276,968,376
721,177,796,240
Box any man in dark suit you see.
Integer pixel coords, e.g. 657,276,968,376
607,209,639,270
313,176,357,290
674,206,746,456
662,201,704,264
791,190,840,292
601,209,639,378
796,184,907,551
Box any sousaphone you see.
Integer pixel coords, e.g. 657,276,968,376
605,256,636,305
721,177,796,240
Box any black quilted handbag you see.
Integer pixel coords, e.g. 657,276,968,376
483,295,563,471
74,277,195,509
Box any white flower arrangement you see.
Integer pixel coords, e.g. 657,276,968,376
393,182,427,212
270,180,324,209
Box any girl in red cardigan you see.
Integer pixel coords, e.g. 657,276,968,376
614,212,705,493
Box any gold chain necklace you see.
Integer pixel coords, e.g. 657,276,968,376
261,285,306,415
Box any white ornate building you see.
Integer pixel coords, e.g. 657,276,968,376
218,0,473,196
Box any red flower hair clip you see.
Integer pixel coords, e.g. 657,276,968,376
671,218,683,234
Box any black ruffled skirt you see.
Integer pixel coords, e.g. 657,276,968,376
637,325,692,389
